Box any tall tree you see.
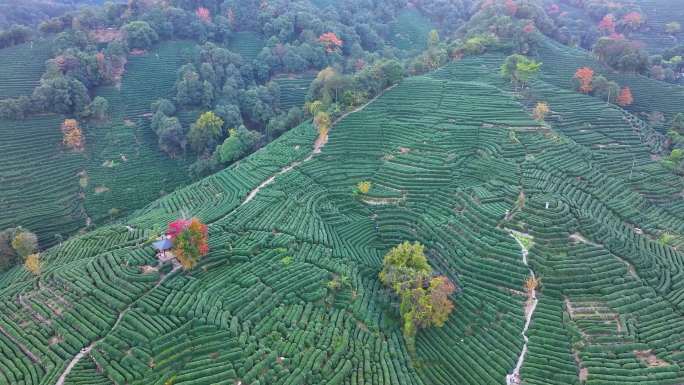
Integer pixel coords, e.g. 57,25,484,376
533,102,550,121
188,111,224,154
11,230,38,258
379,241,456,353
168,218,209,270
617,87,633,106
574,67,594,93
319,32,343,53
501,54,542,87
61,119,85,151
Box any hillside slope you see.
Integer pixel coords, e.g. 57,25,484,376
1,53,684,385
0,41,194,247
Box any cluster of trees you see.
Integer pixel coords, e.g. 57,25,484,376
149,42,295,177
547,0,645,49
167,218,209,270
668,113,684,145
0,24,31,49
573,66,633,106
379,241,456,353
501,54,542,87
0,227,38,272
543,1,683,82
453,0,554,56
650,46,684,83
593,37,649,73
0,0,87,30
0,28,125,119
305,59,405,135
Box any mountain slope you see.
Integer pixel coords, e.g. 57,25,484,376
2,52,684,385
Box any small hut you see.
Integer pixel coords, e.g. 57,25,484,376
152,238,173,261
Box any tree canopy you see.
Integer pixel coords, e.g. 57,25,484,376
379,241,456,353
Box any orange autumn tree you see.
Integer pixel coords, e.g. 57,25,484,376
574,67,594,94
319,32,343,53
167,218,209,270
61,119,85,151
617,87,634,106
622,12,643,30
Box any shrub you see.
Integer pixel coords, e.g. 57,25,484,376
356,181,372,194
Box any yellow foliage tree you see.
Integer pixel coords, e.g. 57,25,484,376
524,276,540,294
314,111,331,140
61,119,85,151
306,100,323,116
357,181,372,194
533,102,550,121
24,254,41,275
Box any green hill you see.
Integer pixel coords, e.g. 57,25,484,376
0,39,53,98
2,48,684,385
0,41,195,247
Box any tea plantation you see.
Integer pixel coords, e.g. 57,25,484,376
227,32,264,62
0,41,194,247
0,39,53,98
273,74,316,110
2,49,684,385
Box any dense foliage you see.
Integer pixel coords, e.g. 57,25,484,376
379,241,456,353
0,227,38,272
167,218,209,270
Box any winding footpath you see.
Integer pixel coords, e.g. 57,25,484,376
55,264,180,385
506,231,539,385
240,84,397,208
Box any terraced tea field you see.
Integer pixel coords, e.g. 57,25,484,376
634,0,684,52
84,40,194,225
273,74,315,110
0,115,84,245
0,41,194,247
227,32,264,61
534,38,684,124
0,39,53,98
2,52,684,385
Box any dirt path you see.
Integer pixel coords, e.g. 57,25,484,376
55,265,179,385
506,231,539,385
239,84,398,208
569,233,601,247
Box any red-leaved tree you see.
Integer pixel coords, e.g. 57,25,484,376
319,32,343,53
505,0,518,16
167,218,209,270
622,12,643,30
617,87,634,106
574,67,594,93
598,14,616,34
196,7,211,23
